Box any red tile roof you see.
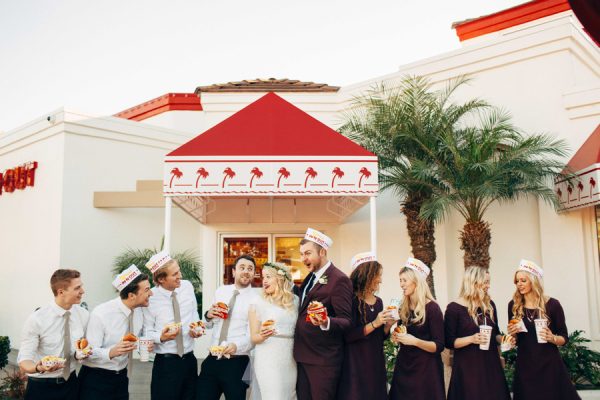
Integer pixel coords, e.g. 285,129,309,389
195,78,340,94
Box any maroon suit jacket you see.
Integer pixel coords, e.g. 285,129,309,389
293,263,353,366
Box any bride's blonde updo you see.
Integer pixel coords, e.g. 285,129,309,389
261,262,295,311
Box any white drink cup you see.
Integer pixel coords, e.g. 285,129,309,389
479,325,492,350
534,319,548,343
388,298,401,320
138,338,153,362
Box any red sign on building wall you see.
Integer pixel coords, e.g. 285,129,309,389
0,161,38,195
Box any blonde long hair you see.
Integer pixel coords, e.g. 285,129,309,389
459,266,494,324
261,265,295,311
511,270,549,321
398,267,435,326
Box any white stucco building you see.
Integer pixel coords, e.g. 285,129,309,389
1,0,599,355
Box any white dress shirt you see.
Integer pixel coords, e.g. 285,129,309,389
205,285,259,356
82,297,144,371
17,302,89,378
142,280,199,354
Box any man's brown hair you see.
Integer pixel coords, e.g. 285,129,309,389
50,269,81,296
299,239,323,253
153,259,178,286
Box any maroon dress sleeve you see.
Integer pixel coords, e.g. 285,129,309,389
427,302,445,353
345,296,368,343
490,301,500,338
444,303,459,349
548,298,569,345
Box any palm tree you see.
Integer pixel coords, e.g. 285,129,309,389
169,168,183,188
277,167,290,188
304,167,317,188
358,167,372,188
222,167,236,188
195,167,209,188
341,75,489,295
415,109,569,268
249,167,263,188
331,167,345,187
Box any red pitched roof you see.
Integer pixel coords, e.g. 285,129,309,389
566,124,600,172
167,92,374,157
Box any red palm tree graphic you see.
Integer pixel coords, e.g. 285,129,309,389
195,167,209,188
277,167,290,188
358,167,371,188
557,188,562,199
222,167,236,188
567,184,573,203
249,167,263,188
304,167,317,188
577,181,584,200
169,168,183,188
331,167,344,187
590,177,596,197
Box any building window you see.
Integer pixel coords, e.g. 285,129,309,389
220,234,310,286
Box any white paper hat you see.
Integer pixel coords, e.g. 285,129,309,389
304,228,333,250
518,259,543,279
404,257,430,278
351,251,377,270
145,251,172,274
112,265,141,292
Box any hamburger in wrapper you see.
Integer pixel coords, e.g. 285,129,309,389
305,301,328,323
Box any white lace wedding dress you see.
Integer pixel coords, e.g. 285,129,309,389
249,295,298,400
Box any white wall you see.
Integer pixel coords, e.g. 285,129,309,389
0,121,66,345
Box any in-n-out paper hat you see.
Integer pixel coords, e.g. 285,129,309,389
518,259,543,279
304,228,333,250
351,251,377,270
112,265,141,292
404,257,430,278
145,251,172,274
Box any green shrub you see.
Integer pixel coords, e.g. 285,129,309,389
0,368,26,399
113,248,203,314
384,337,398,383
0,337,9,370
504,330,600,389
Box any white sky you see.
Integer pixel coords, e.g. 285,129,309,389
0,0,524,132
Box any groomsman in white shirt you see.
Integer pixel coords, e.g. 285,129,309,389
143,251,203,400
198,254,259,400
18,269,90,400
79,265,153,400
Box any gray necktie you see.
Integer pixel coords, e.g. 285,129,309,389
62,311,71,380
127,312,134,377
218,290,239,345
171,292,184,357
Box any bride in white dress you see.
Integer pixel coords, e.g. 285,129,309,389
248,262,298,400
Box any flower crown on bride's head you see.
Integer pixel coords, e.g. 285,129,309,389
263,262,293,282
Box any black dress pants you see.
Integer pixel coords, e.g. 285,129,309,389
197,355,249,400
151,352,197,400
78,365,129,400
25,371,78,400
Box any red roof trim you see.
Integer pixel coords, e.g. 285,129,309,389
454,0,571,42
114,93,202,121
563,124,600,173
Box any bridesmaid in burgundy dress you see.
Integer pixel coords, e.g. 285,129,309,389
507,259,580,400
338,252,392,400
388,258,445,400
444,266,511,400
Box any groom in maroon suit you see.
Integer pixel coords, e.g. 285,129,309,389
294,228,353,400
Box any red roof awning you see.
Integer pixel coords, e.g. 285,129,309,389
555,124,600,211
164,92,378,197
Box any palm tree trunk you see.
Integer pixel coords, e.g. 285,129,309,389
460,220,491,269
401,192,437,297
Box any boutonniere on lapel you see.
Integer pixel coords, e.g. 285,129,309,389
318,275,328,285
